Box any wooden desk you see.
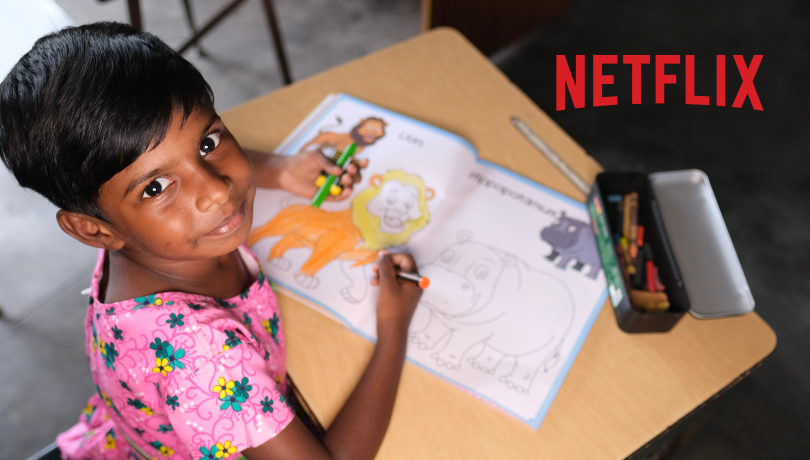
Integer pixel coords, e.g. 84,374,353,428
223,28,776,459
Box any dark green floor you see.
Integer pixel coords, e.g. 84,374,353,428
496,0,810,458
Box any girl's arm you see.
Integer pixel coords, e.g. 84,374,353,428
246,149,368,201
242,252,422,460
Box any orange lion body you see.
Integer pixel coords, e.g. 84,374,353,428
246,205,379,276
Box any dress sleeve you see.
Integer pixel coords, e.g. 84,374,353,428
163,322,295,458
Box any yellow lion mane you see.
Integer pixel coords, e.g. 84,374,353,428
351,170,433,250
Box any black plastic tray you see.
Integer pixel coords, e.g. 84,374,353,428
587,172,690,333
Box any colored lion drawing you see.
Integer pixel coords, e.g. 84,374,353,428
247,170,434,301
351,170,433,250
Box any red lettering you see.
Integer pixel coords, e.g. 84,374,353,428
553,54,761,110
685,55,709,105
732,55,763,111
623,55,650,104
556,55,585,111
656,55,680,104
593,55,618,107
717,55,726,106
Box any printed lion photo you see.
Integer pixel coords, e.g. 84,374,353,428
300,116,388,160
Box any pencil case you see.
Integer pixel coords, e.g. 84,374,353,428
587,170,755,333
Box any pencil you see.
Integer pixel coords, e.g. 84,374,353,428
628,192,639,262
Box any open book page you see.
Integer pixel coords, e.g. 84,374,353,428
249,94,608,428
398,162,608,425
250,93,477,329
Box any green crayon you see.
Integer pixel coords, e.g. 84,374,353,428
311,143,356,208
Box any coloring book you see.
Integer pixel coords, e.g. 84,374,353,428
248,93,608,428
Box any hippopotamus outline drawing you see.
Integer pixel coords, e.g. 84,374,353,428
540,212,602,280
408,230,575,395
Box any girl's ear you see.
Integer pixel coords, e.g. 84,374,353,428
56,210,125,250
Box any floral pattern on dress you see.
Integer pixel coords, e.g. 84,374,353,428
262,314,280,345
56,246,293,460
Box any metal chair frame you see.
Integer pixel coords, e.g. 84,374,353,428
99,0,292,85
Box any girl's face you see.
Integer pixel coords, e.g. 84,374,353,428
97,107,257,261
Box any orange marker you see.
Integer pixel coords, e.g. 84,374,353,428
373,266,430,289
637,225,645,247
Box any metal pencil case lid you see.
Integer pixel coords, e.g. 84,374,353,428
648,170,755,319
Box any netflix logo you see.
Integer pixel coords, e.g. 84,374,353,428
556,55,763,111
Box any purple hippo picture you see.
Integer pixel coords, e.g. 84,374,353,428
408,230,575,395
540,212,602,280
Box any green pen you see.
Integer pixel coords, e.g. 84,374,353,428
311,142,356,208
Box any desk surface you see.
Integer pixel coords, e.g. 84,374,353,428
223,28,776,459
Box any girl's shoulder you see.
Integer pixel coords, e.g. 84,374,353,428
88,245,274,315
87,245,281,374
85,277,292,459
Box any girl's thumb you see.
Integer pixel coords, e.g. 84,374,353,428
376,250,395,283
315,151,344,175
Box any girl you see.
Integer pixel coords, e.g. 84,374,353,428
0,22,421,460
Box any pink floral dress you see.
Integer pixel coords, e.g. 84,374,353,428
57,246,294,459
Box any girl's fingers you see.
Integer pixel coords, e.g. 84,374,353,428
312,155,365,202
376,251,396,286
340,167,361,187
326,180,353,201
312,150,343,175
390,253,417,273
371,252,418,285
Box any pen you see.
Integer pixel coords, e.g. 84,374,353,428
311,142,356,208
373,266,430,289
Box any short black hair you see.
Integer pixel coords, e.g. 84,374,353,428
0,21,214,220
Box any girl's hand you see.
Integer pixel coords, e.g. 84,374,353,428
246,250,418,460
242,255,422,460
371,250,422,338
249,149,369,200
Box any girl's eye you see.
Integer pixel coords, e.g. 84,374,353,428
200,132,221,156
142,177,172,198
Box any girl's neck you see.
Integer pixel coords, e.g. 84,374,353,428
99,247,253,303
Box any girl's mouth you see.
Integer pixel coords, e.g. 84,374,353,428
207,201,245,236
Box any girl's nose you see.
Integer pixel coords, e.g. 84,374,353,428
194,164,231,212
